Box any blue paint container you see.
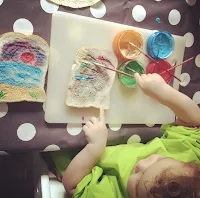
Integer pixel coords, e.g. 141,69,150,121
147,31,174,59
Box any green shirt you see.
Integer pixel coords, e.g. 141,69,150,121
52,125,200,198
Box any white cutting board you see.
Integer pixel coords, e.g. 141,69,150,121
45,11,186,124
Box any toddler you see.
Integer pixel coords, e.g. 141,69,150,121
51,73,200,198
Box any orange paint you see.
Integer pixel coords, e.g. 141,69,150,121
113,30,143,62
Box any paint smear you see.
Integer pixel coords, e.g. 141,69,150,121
156,17,161,23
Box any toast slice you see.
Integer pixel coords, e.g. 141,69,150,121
66,47,118,109
0,32,49,103
48,0,100,8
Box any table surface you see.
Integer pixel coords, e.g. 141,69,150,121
0,0,200,153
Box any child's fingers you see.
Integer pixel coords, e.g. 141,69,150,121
141,74,148,81
134,73,143,87
83,125,89,133
90,117,98,124
86,121,93,128
99,106,105,123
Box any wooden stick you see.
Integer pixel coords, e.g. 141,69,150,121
82,60,135,78
125,66,137,73
129,42,181,82
159,57,194,75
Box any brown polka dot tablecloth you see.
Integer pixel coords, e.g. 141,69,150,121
0,0,200,153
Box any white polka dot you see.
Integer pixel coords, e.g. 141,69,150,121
13,18,34,34
0,103,8,118
90,1,106,19
185,0,196,6
40,0,59,14
43,102,46,112
132,5,146,22
0,151,8,155
146,124,155,127
67,123,82,136
184,32,194,48
180,73,191,87
127,135,141,144
0,0,4,6
43,144,60,152
108,124,122,131
168,9,181,25
155,0,161,1
195,54,200,68
193,91,200,104
17,123,36,141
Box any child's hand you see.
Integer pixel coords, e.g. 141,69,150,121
83,107,108,147
63,107,107,194
134,73,170,101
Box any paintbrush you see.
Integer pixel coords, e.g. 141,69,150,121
82,60,136,79
125,66,137,73
129,42,181,82
159,57,194,75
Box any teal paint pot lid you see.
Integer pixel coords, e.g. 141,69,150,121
147,31,174,59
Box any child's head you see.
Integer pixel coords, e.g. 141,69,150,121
128,154,200,198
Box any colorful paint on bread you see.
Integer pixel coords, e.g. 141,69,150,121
0,32,49,103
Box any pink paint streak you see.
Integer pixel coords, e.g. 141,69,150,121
98,56,114,68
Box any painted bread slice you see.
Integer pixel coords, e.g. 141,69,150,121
0,32,49,103
66,46,118,109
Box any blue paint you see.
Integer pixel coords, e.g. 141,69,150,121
156,17,161,23
0,62,43,88
75,75,94,80
147,31,174,59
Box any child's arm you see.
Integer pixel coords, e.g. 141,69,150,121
62,107,108,195
134,73,200,126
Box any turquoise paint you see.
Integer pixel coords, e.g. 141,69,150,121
75,75,94,80
147,31,174,59
0,62,43,88
156,17,161,23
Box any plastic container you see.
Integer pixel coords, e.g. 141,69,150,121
147,31,174,59
113,30,143,62
118,60,145,88
146,60,174,84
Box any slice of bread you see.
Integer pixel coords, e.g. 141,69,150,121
0,32,49,103
66,47,118,109
48,0,100,8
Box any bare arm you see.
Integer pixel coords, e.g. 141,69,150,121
134,73,200,126
158,86,200,126
62,144,105,194
62,107,108,194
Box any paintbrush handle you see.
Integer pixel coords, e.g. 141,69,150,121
129,42,181,82
87,60,135,78
104,65,135,78
159,57,194,75
144,53,181,82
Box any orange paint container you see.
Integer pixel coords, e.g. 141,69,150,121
113,30,143,62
